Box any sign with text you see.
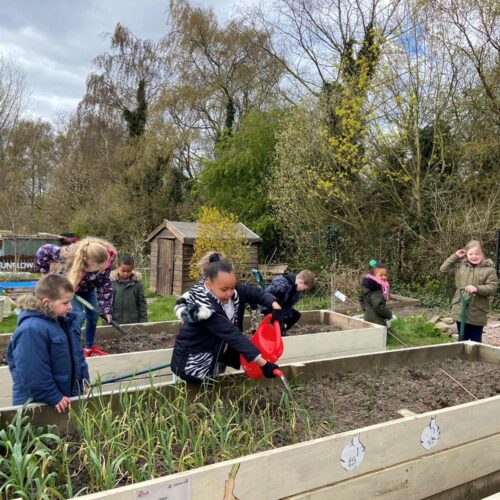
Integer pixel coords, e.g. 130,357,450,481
0,256,36,272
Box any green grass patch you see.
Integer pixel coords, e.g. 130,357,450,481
296,293,330,311
0,314,17,334
147,296,177,322
388,315,453,349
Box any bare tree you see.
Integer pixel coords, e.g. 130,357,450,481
0,58,27,152
79,24,172,138
245,0,405,98
428,0,500,126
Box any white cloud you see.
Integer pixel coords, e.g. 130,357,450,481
0,0,258,125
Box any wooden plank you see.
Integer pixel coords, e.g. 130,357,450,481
150,241,158,291
287,433,500,500
59,395,500,500
157,239,175,296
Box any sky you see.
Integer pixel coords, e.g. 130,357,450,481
0,0,255,124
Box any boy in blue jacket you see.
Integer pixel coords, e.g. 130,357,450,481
262,270,315,334
8,274,90,413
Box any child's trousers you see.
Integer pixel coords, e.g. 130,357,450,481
72,290,99,348
456,321,484,343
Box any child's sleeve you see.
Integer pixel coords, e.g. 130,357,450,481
34,244,61,274
136,283,148,323
264,278,286,303
477,268,498,297
369,293,393,320
203,313,261,362
95,268,113,315
13,330,64,406
79,348,90,383
439,253,460,275
238,284,277,310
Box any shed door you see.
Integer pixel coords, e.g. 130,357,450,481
157,238,175,296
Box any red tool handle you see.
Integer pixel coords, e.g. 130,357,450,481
273,368,284,377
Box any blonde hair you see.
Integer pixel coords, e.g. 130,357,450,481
196,251,227,276
62,237,111,287
297,270,315,287
465,240,484,254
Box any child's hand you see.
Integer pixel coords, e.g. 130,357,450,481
55,396,71,414
456,249,466,258
465,285,478,294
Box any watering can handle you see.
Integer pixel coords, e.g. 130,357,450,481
264,313,282,337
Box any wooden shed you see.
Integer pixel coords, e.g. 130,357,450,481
146,220,261,296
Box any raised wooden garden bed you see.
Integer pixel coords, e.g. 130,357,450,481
0,310,386,407
1,342,500,499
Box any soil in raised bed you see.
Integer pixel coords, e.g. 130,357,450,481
270,357,500,436
0,322,341,364
94,322,341,355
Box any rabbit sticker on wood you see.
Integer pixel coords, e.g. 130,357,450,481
420,416,441,451
340,434,366,471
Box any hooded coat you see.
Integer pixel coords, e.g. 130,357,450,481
359,277,393,326
34,243,116,315
7,295,90,406
172,283,277,383
262,272,300,317
111,270,148,324
440,253,498,326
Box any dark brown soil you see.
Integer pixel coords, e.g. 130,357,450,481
0,323,341,364
285,323,341,336
273,357,500,436
95,328,178,355
94,323,340,355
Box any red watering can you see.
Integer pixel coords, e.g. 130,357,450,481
240,314,289,388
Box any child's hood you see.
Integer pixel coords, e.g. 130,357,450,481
283,271,297,286
15,294,57,322
463,257,494,268
110,269,142,282
361,276,383,292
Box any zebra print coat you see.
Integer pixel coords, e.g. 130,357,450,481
171,283,277,383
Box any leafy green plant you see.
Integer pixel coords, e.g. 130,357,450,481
0,409,65,499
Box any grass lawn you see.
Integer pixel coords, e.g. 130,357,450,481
388,316,453,348
0,314,17,334
147,296,178,322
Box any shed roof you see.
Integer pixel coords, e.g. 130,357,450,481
0,231,62,240
146,220,262,244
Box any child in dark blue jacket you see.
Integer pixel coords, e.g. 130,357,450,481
8,274,90,413
262,270,315,334
172,257,283,384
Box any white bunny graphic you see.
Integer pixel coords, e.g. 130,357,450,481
340,434,366,471
420,417,441,451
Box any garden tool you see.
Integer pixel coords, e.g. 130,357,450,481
240,314,290,391
91,362,172,388
458,287,473,341
251,268,266,290
75,294,128,336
